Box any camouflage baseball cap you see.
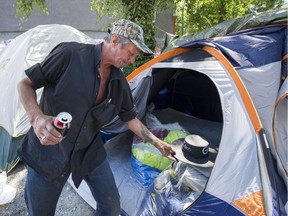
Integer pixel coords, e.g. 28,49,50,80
109,19,153,55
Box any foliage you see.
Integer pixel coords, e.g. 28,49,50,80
173,0,284,35
14,0,48,24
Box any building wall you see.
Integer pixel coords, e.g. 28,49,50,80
0,0,174,46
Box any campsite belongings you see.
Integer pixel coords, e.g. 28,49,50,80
136,134,215,216
0,6,287,216
171,135,216,168
136,161,212,216
131,113,189,187
135,134,216,215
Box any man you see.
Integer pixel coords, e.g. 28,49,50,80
17,19,176,216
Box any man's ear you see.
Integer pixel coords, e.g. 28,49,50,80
111,35,119,47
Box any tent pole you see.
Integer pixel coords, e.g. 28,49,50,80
258,129,282,215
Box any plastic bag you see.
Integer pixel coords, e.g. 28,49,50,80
0,172,16,205
131,113,189,187
136,162,205,216
131,155,161,187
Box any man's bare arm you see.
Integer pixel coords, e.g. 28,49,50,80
17,77,62,145
126,118,176,161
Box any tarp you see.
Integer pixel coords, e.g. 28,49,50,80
164,5,287,52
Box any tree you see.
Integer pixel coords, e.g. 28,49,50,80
14,0,48,24
173,0,284,35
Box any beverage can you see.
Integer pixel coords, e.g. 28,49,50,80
53,112,72,136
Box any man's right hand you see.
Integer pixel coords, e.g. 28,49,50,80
17,77,64,145
32,114,63,145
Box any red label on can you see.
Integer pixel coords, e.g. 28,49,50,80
54,112,72,130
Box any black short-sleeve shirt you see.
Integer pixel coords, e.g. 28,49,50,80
18,42,138,187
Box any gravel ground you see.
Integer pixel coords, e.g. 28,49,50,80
0,162,95,216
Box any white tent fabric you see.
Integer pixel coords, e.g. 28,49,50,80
273,78,288,187
237,62,282,163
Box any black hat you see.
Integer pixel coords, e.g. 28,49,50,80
171,135,215,168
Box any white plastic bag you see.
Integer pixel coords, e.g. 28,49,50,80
0,172,16,205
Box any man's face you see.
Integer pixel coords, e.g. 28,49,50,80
113,42,141,68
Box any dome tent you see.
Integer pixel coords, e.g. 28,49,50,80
72,7,287,215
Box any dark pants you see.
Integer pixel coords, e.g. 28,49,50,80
24,159,121,216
